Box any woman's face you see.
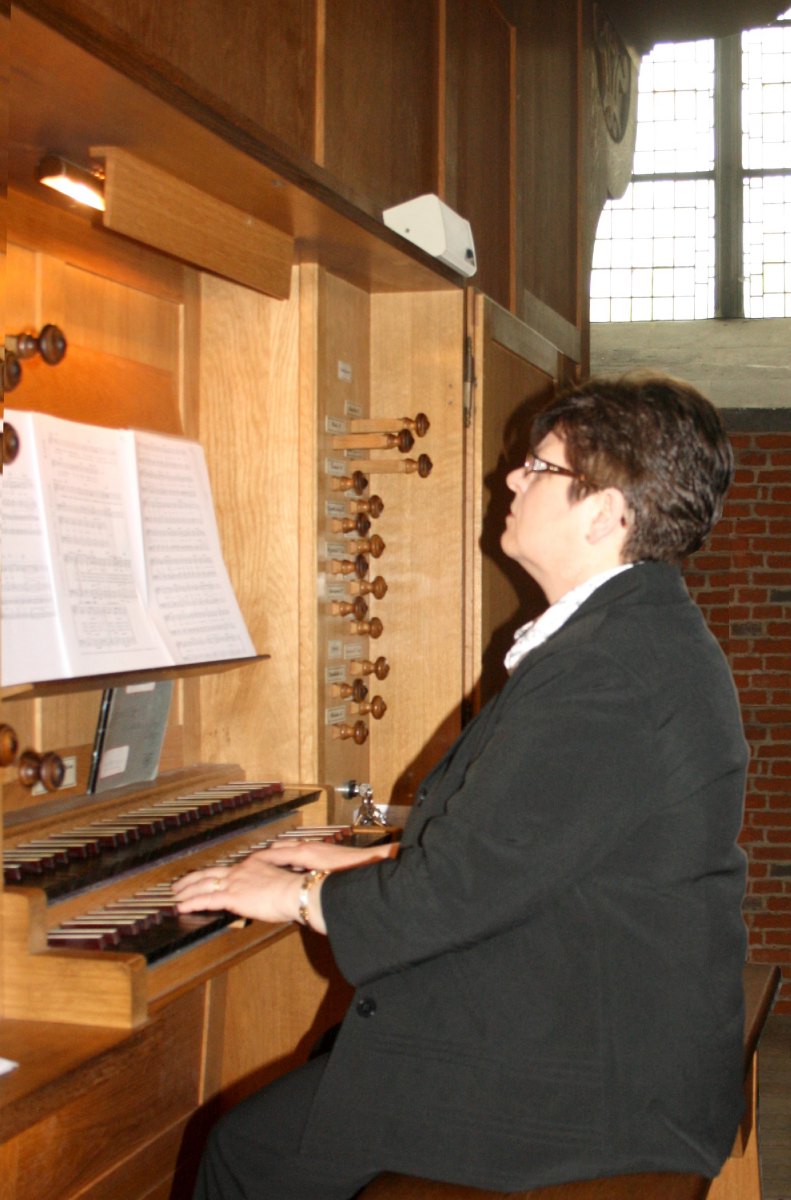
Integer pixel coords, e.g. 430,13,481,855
501,431,596,599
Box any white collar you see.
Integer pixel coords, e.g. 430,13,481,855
504,563,634,673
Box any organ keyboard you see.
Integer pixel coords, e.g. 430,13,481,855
1,764,337,1028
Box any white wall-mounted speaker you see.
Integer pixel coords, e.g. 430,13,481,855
382,194,477,277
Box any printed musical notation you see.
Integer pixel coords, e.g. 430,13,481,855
1,411,255,686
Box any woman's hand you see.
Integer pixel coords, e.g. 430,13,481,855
252,838,397,875
172,837,397,931
172,854,304,925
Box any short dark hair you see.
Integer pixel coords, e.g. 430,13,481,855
530,374,734,563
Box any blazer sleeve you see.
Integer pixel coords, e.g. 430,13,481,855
322,640,662,985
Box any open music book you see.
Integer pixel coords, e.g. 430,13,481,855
2,410,256,686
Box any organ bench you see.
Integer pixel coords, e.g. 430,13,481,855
357,963,780,1200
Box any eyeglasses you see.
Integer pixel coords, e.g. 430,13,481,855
522,453,587,482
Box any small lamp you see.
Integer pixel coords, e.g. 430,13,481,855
36,155,105,212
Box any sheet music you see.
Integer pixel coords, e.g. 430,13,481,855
134,431,254,663
1,410,255,687
33,413,169,677
1,410,67,685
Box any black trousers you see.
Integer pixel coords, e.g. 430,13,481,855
192,1053,382,1200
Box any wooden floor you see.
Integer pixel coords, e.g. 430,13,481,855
759,1015,791,1200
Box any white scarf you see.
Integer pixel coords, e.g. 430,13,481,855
504,564,634,673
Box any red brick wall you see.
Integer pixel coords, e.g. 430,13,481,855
683,415,791,1014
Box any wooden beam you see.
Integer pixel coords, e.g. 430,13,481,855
94,146,294,299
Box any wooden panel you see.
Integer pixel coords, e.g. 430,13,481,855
2,740,95,817
467,294,555,709
0,989,203,1200
194,271,303,781
98,147,294,300
36,0,319,158
444,0,515,310
369,289,466,805
57,1116,193,1200
6,242,183,430
209,926,353,1105
2,887,147,1026
322,0,439,210
515,0,580,326
0,1018,130,1142
8,189,187,304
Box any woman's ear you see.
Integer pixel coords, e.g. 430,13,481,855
586,487,630,546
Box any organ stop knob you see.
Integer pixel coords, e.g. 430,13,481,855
0,724,19,766
331,720,369,745
349,575,388,599
350,617,383,639
18,749,66,791
351,695,387,720
350,656,390,680
330,597,368,620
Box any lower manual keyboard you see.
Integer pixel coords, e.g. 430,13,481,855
45,826,386,962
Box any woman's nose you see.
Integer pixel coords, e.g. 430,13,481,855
506,465,524,493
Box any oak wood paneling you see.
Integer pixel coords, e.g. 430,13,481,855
1,990,202,1199
322,0,439,212
97,146,294,300
37,0,319,157
515,0,580,326
210,928,353,1106
444,0,515,310
195,270,303,783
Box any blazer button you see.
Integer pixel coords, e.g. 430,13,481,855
416,787,427,806
356,996,377,1018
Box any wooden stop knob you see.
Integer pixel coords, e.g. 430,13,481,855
17,750,42,787
350,575,388,599
350,535,385,558
351,617,383,639
37,324,68,365
332,720,369,744
352,695,387,720
0,724,19,766
331,596,368,620
329,470,369,495
3,353,21,392
331,513,371,536
350,495,384,518
40,752,66,790
330,678,369,702
350,656,390,680
17,749,66,790
2,422,20,465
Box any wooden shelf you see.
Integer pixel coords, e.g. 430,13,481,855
1,653,270,702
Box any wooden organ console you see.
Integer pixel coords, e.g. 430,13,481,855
1,9,576,1197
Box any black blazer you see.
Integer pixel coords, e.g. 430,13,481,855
308,562,748,1191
